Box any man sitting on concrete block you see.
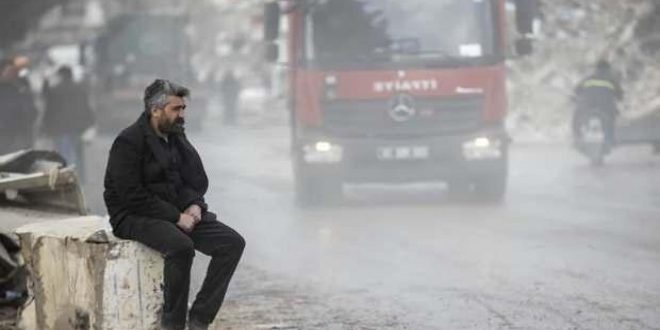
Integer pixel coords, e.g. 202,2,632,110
103,79,245,330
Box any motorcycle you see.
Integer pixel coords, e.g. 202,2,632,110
573,108,612,166
573,102,660,166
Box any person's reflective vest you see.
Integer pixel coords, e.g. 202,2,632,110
581,79,616,91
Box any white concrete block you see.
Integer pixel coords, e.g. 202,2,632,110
15,217,164,330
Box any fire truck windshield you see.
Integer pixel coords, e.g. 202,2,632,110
305,0,499,68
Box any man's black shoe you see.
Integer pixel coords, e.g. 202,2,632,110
188,318,209,330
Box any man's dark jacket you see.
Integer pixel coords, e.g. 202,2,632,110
104,112,208,228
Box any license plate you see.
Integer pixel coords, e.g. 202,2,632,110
377,146,430,160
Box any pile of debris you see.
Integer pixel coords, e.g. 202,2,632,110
0,150,86,215
508,0,660,141
0,150,87,329
0,232,26,330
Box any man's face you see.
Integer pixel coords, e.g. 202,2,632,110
153,96,186,135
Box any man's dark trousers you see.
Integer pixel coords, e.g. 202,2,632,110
113,212,245,329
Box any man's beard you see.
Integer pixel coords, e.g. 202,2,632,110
159,117,185,135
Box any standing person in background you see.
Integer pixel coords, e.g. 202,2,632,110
219,70,241,125
0,56,38,155
42,65,94,181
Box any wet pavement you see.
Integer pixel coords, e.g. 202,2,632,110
81,114,660,329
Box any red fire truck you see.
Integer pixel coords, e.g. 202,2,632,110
264,0,538,205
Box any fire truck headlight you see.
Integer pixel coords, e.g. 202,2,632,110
303,141,343,163
463,137,502,160
315,141,333,152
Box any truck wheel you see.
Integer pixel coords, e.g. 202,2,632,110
473,173,507,202
294,165,342,208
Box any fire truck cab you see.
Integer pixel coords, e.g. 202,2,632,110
264,0,537,206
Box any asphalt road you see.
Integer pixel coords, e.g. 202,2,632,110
81,115,660,330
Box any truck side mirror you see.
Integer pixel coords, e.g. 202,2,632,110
515,38,533,57
514,0,538,35
264,2,281,42
265,43,279,62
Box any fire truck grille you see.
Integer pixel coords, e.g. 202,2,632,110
322,96,484,137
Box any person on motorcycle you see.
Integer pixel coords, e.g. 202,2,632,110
573,59,624,149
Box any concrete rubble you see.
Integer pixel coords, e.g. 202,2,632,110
15,217,164,330
0,150,86,215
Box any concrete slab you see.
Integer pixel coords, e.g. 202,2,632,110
15,217,163,330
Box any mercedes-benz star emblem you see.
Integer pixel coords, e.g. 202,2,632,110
388,93,416,122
